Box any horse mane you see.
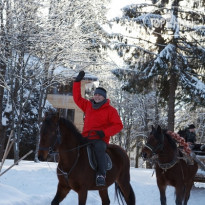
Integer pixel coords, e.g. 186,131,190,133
163,129,177,151
59,117,88,144
41,117,52,136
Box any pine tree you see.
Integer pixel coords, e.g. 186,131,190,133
109,0,205,130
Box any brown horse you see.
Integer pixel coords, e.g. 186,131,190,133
38,112,135,205
141,125,198,205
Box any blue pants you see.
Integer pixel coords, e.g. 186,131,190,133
92,140,107,176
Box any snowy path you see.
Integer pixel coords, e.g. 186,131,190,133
0,160,204,205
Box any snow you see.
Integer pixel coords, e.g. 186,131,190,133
0,160,205,205
107,0,154,21
53,66,98,82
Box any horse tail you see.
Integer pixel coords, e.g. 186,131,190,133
115,182,125,205
128,184,135,205
115,182,135,205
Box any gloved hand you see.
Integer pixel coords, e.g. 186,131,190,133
75,71,85,82
96,130,105,139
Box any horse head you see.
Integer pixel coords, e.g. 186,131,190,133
38,111,61,161
141,125,164,160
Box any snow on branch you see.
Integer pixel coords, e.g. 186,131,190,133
180,71,205,100
195,26,205,36
158,44,175,60
111,13,163,29
143,44,176,78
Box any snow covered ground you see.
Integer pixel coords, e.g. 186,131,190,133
0,160,205,205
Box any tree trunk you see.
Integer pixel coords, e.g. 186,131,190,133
144,101,152,169
0,60,6,124
0,60,6,161
154,80,159,127
135,141,141,168
34,62,49,162
167,73,178,131
34,86,47,162
0,3,8,160
167,0,180,132
0,126,6,161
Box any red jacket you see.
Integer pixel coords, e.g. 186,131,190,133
73,82,123,144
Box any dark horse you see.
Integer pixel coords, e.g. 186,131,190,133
38,112,135,205
141,126,198,205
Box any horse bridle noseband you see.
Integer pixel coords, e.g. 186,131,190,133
39,123,61,155
144,136,164,155
39,121,93,183
144,133,179,172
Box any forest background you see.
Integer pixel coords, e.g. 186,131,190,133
0,0,204,167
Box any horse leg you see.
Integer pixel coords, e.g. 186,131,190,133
99,188,110,205
175,186,184,205
78,189,88,205
51,183,71,205
183,182,194,205
157,184,167,205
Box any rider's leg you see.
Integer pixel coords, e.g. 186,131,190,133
92,139,107,176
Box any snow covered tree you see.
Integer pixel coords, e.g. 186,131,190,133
33,0,110,71
0,0,47,162
0,0,111,162
31,0,111,161
109,0,205,131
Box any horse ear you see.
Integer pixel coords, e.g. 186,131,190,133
157,125,162,133
151,125,155,132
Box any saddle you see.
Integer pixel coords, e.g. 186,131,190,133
86,145,112,171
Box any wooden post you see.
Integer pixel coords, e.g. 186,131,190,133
0,150,33,177
0,130,14,172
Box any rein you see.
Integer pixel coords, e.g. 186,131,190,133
144,143,164,155
57,146,80,183
39,123,92,154
155,131,192,172
145,131,185,172
60,142,93,153
41,122,93,182
144,133,164,155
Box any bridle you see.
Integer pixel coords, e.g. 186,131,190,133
39,123,61,155
144,134,164,156
39,123,93,154
39,120,92,182
144,132,179,172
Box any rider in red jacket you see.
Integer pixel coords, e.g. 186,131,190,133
73,71,123,186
